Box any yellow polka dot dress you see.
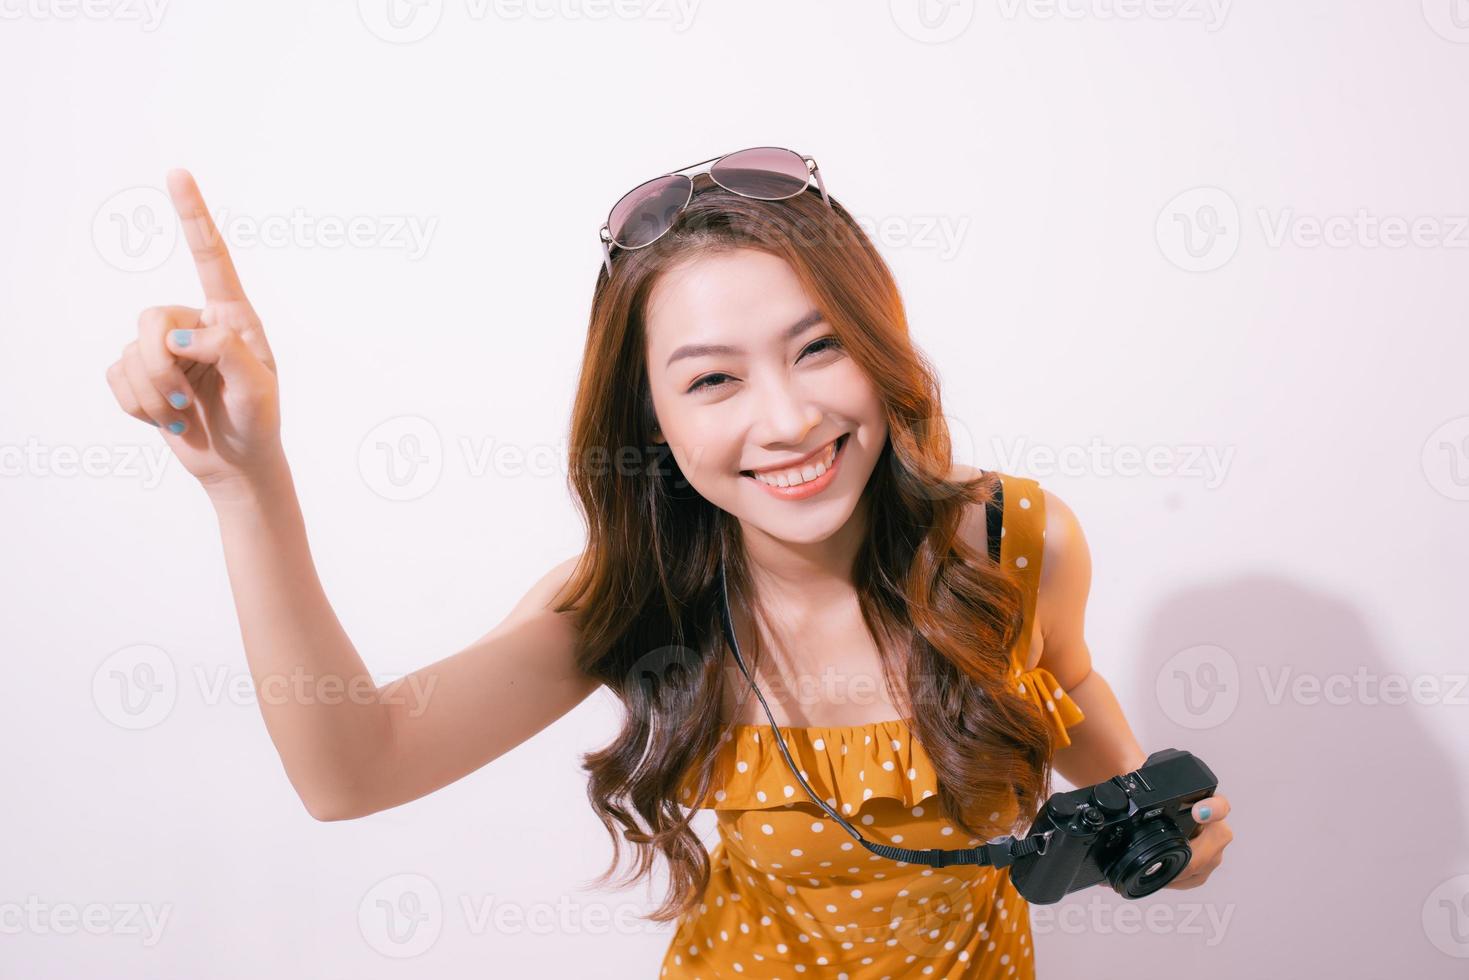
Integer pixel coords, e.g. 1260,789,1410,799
661,472,1086,979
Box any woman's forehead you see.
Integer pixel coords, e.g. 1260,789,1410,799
645,249,813,351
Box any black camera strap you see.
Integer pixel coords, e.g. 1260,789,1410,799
715,547,1050,869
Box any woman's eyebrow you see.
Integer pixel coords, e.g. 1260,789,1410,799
664,309,825,368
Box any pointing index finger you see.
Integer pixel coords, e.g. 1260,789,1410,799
166,168,247,304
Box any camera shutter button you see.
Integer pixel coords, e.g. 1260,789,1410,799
1088,782,1129,816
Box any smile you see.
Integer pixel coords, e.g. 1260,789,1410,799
741,433,850,498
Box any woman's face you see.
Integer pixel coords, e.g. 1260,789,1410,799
643,247,888,545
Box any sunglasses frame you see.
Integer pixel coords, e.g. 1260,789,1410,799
598,146,832,275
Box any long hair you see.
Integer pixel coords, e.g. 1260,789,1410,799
554,176,1058,923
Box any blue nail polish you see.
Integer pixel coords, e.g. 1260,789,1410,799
1199,806,1212,821
167,391,188,409
171,329,193,347
167,420,186,435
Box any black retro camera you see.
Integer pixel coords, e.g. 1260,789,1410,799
716,558,1221,898
1007,748,1219,905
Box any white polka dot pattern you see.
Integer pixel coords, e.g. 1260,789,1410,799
660,472,1076,979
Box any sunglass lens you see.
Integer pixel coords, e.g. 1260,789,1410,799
608,174,692,249
710,147,810,200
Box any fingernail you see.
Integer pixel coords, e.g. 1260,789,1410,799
147,419,160,427
167,391,189,409
167,420,186,435
1198,805,1212,821
171,329,193,347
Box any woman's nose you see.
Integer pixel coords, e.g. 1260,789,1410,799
754,381,822,446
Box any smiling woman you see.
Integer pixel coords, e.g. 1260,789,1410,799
555,170,1078,978
110,162,1226,980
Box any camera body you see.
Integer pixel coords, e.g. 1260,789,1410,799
1007,748,1218,905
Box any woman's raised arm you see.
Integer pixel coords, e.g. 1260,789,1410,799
105,170,601,822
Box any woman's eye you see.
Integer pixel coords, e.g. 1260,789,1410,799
688,373,732,393
687,338,842,394
801,336,842,358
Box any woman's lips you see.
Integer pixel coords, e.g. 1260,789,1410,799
741,433,849,500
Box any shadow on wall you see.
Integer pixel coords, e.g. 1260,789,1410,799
1033,574,1468,979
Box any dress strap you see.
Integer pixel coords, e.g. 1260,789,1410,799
995,472,1088,748
997,472,1044,674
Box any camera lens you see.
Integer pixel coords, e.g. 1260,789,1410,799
1104,821,1193,899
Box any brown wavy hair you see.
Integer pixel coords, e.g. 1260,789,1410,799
554,175,1059,923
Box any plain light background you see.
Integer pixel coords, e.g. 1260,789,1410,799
3,1,1468,976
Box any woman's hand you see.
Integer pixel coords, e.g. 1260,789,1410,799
1165,794,1233,889
104,169,283,493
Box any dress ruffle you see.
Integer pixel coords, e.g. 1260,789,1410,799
677,718,939,813
678,670,1085,812
1014,664,1087,749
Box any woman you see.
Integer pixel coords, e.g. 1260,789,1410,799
105,152,1233,978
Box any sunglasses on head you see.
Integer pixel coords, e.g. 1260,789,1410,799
598,146,832,275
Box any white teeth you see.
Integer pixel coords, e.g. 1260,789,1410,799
750,438,840,488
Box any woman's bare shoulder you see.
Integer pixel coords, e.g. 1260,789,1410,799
507,549,587,618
